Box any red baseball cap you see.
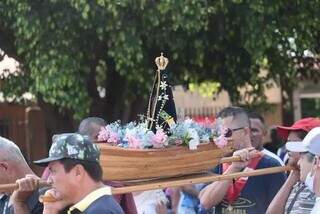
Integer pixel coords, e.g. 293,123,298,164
277,117,320,140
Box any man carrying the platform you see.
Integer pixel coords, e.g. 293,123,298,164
78,117,169,214
286,127,320,213
33,133,124,214
309,128,320,213
199,106,286,214
266,117,320,214
78,117,138,214
0,136,43,214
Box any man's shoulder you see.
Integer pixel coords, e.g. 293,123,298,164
262,149,284,165
258,154,282,168
254,155,286,185
84,195,124,214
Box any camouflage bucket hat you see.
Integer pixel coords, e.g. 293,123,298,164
34,133,100,166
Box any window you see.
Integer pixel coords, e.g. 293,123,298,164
301,98,320,118
0,119,10,138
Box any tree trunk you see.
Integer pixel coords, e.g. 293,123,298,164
102,57,128,122
37,98,75,148
280,76,294,126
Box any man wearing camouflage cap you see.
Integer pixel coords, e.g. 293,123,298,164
33,133,124,214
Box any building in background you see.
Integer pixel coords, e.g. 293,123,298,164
293,80,320,120
173,83,283,127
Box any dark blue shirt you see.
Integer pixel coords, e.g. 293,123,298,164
7,190,43,214
70,195,124,214
213,155,286,214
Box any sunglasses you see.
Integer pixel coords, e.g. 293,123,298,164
224,127,245,138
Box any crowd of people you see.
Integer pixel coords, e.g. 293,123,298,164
1,106,320,214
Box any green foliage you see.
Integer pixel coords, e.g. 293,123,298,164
0,0,319,119
189,82,220,98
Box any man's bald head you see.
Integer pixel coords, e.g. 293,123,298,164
0,137,32,185
0,137,26,163
78,117,107,141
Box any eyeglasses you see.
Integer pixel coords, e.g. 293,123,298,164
224,127,245,138
250,128,260,134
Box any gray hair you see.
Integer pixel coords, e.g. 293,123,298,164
78,117,107,137
216,106,250,128
0,136,27,164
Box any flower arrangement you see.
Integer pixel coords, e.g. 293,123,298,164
97,54,229,151
168,119,212,150
97,121,168,149
97,119,229,150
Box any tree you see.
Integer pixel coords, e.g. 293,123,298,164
1,0,319,139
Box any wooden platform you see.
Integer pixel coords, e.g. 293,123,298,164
98,142,233,181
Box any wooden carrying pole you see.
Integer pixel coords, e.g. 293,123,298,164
0,157,293,194
111,165,293,195
0,180,49,193
34,164,293,203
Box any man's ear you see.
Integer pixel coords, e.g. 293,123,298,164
262,127,268,137
0,161,9,171
310,159,317,176
73,164,85,180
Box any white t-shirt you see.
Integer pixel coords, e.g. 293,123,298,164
262,148,284,166
133,190,168,214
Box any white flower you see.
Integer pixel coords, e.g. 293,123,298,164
187,128,200,150
160,81,168,90
184,118,193,125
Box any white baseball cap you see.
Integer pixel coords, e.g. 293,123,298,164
286,127,320,155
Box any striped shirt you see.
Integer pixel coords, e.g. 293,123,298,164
0,194,9,214
285,182,316,214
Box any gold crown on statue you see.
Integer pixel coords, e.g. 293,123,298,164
155,52,169,71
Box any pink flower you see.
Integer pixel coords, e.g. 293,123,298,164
97,127,119,145
151,129,168,148
127,135,141,149
108,132,119,144
214,127,228,148
215,135,228,148
97,127,109,142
